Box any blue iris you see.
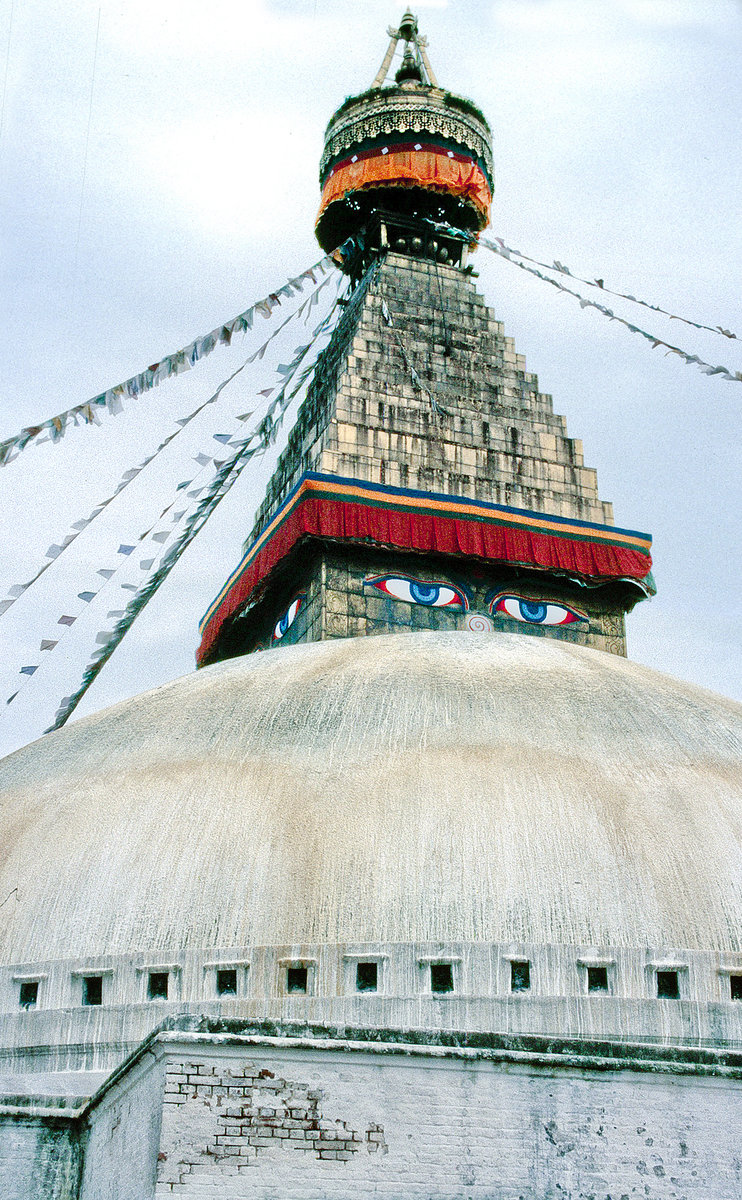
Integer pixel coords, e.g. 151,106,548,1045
410,581,441,605
519,600,548,623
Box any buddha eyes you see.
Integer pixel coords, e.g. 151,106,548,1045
363,578,586,625
489,593,587,627
365,575,469,609
272,594,306,642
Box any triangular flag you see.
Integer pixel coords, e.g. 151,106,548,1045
58,615,77,626
118,544,135,555
40,640,58,651
78,591,97,602
140,559,155,570
20,665,38,675
97,569,115,579
212,434,232,444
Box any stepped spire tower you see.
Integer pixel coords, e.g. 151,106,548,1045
197,14,652,666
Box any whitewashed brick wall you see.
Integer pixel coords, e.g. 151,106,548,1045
7,1030,742,1199
97,1034,742,1199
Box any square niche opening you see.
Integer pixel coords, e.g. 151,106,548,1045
510,961,530,992
356,962,378,992
19,980,38,1009
430,963,454,994
656,970,680,1000
587,966,609,994
148,972,169,1001
216,969,238,997
730,974,742,1001
83,976,103,1006
287,966,308,994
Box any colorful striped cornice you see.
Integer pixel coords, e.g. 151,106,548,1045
197,473,653,664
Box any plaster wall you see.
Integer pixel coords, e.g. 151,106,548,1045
78,1051,163,1200
2,937,742,1081
0,1106,81,1200
119,1037,742,1200
4,1027,742,1200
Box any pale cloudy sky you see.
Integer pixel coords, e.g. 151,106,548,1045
0,0,740,756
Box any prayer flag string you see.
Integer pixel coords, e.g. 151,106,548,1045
0,256,334,467
479,235,742,384
4,274,345,718
423,219,742,385
39,268,355,731
0,273,335,622
488,238,738,342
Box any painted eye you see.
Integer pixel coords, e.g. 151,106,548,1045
365,575,468,609
272,594,306,642
490,594,586,627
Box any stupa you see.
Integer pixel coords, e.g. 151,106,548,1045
1,13,741,1199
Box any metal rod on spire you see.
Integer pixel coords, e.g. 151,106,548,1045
371,29,400,88
415,35,438,87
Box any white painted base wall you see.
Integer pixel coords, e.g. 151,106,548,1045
76,1032,742,1200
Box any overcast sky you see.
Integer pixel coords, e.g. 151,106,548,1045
0,0,740,757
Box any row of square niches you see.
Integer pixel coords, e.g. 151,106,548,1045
14,960,742,1010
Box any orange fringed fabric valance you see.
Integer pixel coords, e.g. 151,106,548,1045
317,145,492,228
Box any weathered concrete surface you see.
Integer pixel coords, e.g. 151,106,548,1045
1,632,741,967
6,1023,741,1200
0,1097,83,1200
